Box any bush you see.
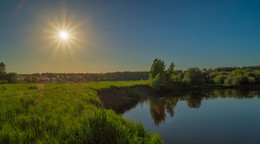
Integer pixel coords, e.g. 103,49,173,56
183,68,204,86
224,76,233,86
232,75,248,85
213,75,227,84
149,58,165,79
248,77,255,84
224,74,254,86
0,80,8,84
149,73,166,90
149,58,177,90
5,73,18,83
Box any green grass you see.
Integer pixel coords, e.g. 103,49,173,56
87,80,149,89
0,81,162,144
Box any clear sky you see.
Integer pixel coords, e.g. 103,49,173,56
0,0,260,73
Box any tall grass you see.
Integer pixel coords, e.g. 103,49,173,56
0,82,162,144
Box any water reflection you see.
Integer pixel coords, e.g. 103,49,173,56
149,97,178,125
145,89,259,125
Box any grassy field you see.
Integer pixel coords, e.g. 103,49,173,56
0,81,162,144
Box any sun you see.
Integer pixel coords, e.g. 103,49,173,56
43,15,86,49
58,31,69,40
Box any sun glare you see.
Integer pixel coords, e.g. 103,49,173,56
59,31,69,40
43,14,88,50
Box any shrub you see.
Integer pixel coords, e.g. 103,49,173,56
224,76,233,86
213,75,227,84
232,75,248,85
183,67,204,86
0,80,8,84
248,77,255,84
149,58,165,79
149,73,166,90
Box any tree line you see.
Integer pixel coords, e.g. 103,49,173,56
0,62,148,83
19,72,148,83
1,60,260,85
149,58,260,90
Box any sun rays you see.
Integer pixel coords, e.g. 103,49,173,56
42,14,84,51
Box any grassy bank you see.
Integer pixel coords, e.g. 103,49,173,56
98,85,154,113
0,81,162,144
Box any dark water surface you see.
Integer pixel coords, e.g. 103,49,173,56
123,90,260,144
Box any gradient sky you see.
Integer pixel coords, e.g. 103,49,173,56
0,0,260,73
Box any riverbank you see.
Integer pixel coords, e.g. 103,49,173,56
96,83,260,113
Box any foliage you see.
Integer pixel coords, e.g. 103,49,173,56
214,69,257,86
213,74,227,84
149,58,165,79
149,73,166,90
214,66,260,72
19,72,149,83
183,67,204,86
166,62,175,76
0,62,6,81
224,76,233,85
0,62,6,74
5,73,18,83
149,58,177,90
147,58,260,89
0,62,18,83
248,77,255,83
0,80,8,84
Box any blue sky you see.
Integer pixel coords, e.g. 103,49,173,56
0,0,260,73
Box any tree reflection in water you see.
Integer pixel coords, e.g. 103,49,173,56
147,89,259,125
149,97,178,125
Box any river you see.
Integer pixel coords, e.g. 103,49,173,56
123,89,260,144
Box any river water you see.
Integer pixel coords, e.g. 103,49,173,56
123,89,260,144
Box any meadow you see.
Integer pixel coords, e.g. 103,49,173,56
0,81,162,144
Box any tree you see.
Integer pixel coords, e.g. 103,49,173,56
149,58,178,90
149,58,165,79
149,73,166,90
183,67,204,85
0,62,6,74
165,62,176,88
224,76,233,86
213,74,227,84
166,62,175,76
0,62,6,80
5,72,18,83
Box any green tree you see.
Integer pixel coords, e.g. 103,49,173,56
183,67,204,85
166,62,175,76
0,62,6,74
0,62,6,81
31,76,39,82
149,59,178,90
165,62,176,88
149,73,166,90
248,77,255,84
224,76,233,86
149,58,165,79
5,72,18,83
232,75,249,85
213,74,227,84
231,69,244,75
